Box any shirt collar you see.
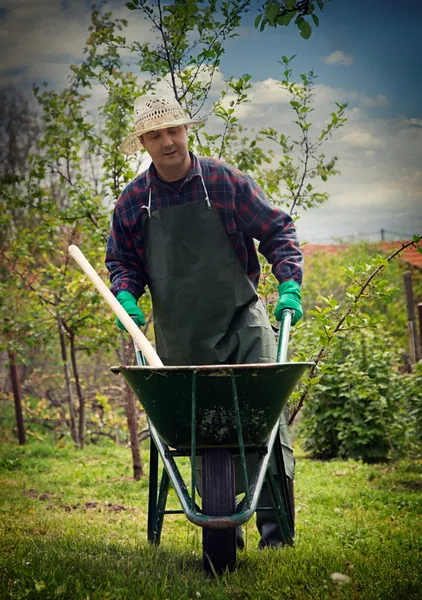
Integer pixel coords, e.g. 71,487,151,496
145,151,202,190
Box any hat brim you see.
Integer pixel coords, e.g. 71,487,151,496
119,116,208,155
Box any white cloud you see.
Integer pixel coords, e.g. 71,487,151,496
322,50,354,66
247,78,290,105
210,77,421,241
0,0,156,89
0,1,90,73
341,130,385,148
359,94,390,108
217,77,291,121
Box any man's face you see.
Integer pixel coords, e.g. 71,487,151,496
140,125,189,172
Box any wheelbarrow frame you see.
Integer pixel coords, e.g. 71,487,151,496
145,398,294,542
132,310,305,550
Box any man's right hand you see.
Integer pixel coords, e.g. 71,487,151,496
116,291,146,330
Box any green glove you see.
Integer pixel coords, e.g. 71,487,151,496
274,280,303,325
116,291,146,331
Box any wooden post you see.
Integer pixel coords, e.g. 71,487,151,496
418,304,422,362
403,272,420,363
8,350,26,445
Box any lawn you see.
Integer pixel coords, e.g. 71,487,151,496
0,440,421,599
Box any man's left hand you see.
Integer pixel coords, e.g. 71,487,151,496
274,280,303,325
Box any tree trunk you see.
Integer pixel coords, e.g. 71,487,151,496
1,350,10,393
68,330,86,449
124,340,143,480
57,317,79,446
8,349,26,445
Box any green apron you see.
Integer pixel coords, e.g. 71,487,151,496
143,176,294,481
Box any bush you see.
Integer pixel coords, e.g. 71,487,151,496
298,329,421,462
388,363,422,457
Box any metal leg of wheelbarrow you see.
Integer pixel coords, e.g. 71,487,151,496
273,432,295,538
147,437,158,543
147,437,170,545
261,434,294,546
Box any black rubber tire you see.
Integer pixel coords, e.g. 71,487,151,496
202,448,236,574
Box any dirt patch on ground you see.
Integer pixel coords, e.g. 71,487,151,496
45,501,138,513
393,480,422,492
95,476,135,483
23,489,137,512
23,489,63,501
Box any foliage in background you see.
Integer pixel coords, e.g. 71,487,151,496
301,242,422,347
255,0,334,39
259,238,422,462
0,90,49,363
287,238,422,426
0,351,147,447
281,241,422,462
258,55,347,215
297,329,422,462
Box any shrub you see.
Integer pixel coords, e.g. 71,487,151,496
298,329,421,462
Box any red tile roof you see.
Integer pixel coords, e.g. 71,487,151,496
302,240,422,270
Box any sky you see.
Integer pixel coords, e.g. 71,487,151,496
1,0,421,244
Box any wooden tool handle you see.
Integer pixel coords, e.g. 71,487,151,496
68,245,163,367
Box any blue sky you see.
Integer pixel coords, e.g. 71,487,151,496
229,0,422,120
1,0,421,243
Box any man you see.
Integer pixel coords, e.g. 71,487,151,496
105,94,303,549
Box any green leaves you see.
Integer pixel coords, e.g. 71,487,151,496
298,326,422,462
257,56,346,214
264,0,280,23
298,20,312,39
254,0,328,37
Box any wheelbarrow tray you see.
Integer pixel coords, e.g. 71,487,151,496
111,362,312,448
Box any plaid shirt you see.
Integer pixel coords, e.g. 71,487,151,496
105,152,303,299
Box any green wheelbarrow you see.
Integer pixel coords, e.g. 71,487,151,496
111,310,313,574
67,246,314,575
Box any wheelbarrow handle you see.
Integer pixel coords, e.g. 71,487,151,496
276,309,293,363
68,244,163,367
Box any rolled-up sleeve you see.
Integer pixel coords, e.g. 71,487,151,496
105,191,148,299
235,174,303,285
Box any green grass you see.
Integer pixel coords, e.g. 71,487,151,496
0,440,421,599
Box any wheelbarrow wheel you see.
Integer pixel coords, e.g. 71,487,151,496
202,448,236,574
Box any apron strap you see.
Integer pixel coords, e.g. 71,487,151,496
200,175,211,209
146,174,211,219
147,188,152,217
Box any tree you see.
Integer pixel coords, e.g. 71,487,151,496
0,89,46,445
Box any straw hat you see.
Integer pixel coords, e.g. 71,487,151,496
119,94,208,154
